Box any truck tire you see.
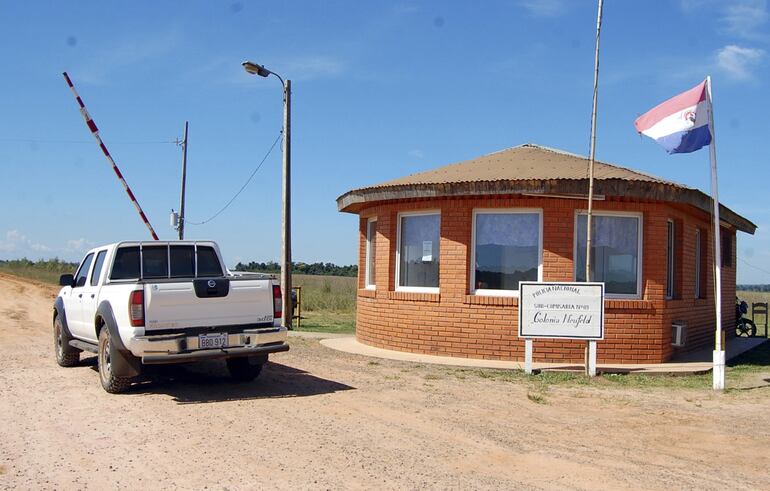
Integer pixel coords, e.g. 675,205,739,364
98,328,132,394
54,315,80,367
226,357,263,382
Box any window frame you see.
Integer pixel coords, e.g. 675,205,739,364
573,210,644,299
666,220,675,300
74,253,95,288
695,228,702,299
90,250,108,287
470,208,543,297
395,209,441,293
365,217,377,290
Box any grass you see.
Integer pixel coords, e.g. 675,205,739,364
294,311,356,334
0,259,76,284
447,343,770,392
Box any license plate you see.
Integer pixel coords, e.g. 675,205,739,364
198,333,228,349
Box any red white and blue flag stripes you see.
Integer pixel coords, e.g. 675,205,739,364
63,72,159,241
634,80,712,154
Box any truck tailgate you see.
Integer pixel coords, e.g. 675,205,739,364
143,278,274,330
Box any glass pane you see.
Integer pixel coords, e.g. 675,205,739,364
474,212,539,290
170,246,195,277
111,247,140,280
142,246,169,279
576,215,639,295
367,220,376,286
90,250,107,286
197,246,223,277
74,253,94,288
399,214,439,288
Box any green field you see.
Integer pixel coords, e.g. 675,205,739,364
737,290,770,338
0,259,77,285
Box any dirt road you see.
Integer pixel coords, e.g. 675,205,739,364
1,273,769,490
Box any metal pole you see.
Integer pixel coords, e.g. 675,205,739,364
706,76,725,390
584,0,604,376
282,79,293,329
178,121,189,241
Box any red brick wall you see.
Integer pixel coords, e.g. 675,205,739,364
354,196,737,364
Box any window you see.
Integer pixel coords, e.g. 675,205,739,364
397,212,440,291
722,231,732,268
111,246,140,280
197,246,223,277
170,245,195,277
90,250,107,286
74,253,94,288
695,229,702,299
365,218,377,288
110,244,223,280
472,209,542,295
666,220,675,299
575,212,642,297
142,246,169,278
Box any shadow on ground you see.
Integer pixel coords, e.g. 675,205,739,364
81,356,355,404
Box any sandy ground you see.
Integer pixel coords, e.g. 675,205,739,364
1,273,769,491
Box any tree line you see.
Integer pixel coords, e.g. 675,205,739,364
234,261,358,277
737,284,770,292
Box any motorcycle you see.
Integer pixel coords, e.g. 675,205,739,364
736,298,757,337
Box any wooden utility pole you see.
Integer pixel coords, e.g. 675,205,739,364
178,121,189,240
282,80,293,328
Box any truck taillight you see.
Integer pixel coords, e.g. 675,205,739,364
129,290,145,327
272,285,282,319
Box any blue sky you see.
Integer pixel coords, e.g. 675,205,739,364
1,0,769,282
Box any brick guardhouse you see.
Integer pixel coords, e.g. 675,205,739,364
336,144,757,363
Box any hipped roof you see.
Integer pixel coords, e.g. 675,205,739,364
336,143,756,234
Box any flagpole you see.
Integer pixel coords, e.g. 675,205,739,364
706,76,725,390
584,0,603,377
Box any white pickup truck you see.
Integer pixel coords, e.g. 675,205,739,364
53,241,289,393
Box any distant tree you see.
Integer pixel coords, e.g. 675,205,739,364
234,260,358,277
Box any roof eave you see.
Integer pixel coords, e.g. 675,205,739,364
336,179,757,234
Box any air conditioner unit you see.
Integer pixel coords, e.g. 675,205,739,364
672,321,687,347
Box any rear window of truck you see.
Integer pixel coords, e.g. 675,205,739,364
109,245,223,280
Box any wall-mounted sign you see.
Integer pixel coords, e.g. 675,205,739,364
422,241,433,262
519,282,604,340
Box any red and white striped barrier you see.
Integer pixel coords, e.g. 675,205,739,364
63,72,159,241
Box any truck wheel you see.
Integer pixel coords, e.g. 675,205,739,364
98,328,131,394
226,357,263,382
54,315,80,367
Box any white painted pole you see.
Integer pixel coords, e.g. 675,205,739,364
524,339,533,375
585,0,604,377
706,76,725,391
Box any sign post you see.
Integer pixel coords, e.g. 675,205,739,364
519,282,605,375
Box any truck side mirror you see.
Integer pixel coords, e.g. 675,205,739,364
59,274,75,287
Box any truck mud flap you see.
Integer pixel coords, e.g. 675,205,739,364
97,301,142,378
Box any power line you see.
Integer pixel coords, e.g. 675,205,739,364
738,257,770,278
186,130,283,226
0,137,177,145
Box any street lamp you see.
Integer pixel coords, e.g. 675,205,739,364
243,60,292,329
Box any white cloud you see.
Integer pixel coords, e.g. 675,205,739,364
517,0,566,17
0,230,51,256
715,45,766,80
720,0,768,39
65,238,94,253
73,28,182,85
408,149,425,159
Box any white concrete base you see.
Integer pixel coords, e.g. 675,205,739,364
319,336,767,375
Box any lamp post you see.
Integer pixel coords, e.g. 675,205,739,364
243,60,292,328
